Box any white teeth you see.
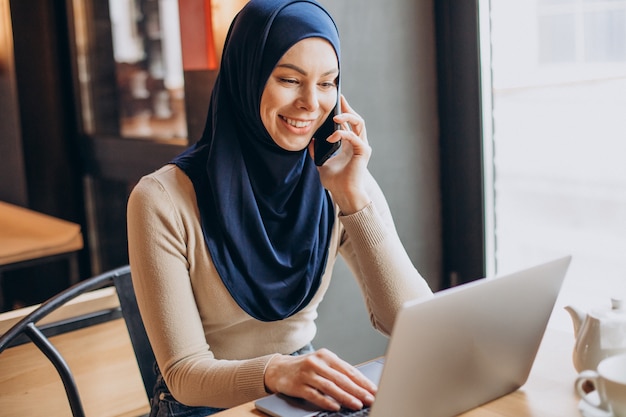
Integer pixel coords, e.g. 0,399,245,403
283,117,312,128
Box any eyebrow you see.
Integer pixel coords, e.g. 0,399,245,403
275,63,338,77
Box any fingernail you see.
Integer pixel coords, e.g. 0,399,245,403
351,399,364,409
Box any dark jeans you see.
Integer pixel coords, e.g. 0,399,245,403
149,343,315,417
149,363,224,417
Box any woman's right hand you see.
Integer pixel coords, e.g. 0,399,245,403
263,348,377,412
311,95,372,216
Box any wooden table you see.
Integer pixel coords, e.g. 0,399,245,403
0,200,83,310
215,327,582,416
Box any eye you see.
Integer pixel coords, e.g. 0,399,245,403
319,76,338,90
279,77,299,85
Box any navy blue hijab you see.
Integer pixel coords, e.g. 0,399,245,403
171,0,340,322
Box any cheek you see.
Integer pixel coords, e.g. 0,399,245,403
321,91,338,114
327,93,337,109
260,89,286,124
259,94,275,131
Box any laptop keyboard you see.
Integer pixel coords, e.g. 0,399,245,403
316,407,371,417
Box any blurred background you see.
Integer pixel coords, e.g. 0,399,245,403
1,0,624,363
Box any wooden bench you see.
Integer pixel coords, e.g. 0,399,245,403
0,288,150,417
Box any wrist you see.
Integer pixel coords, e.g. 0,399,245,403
332,189,370,215
263,354,284,394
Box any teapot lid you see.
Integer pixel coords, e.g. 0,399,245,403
612,298,623,310
590,298,626,321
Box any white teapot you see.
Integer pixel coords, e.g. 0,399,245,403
565,298,626,372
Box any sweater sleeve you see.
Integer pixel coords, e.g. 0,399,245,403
337,172,433,336
127,174,276,408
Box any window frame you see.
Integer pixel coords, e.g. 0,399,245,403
435,0,491,286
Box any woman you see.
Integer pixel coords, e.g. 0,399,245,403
127,0,433,415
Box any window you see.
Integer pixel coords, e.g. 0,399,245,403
482,0,626,330
538,0,626,63
108,0,187,139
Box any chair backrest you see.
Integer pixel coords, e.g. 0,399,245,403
0,265,156,417
112,267,157,399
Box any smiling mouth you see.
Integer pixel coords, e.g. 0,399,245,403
281,116,313,128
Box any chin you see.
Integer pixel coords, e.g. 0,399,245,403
275,138,311,152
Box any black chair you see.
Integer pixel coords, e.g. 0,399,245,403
0,265,156,417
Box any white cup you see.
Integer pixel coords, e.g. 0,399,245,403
576,353,626,417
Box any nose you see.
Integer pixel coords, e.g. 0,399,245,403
296,85,320,112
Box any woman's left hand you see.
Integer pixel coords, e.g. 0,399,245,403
309,95,372,215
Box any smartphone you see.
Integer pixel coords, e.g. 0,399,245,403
313,95,342,166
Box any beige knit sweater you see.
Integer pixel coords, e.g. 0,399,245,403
126,163,432,409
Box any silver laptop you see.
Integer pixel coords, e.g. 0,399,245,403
255,256,571,417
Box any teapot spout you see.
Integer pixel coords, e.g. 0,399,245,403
564,305,585,338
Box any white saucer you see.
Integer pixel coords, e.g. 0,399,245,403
579,391,613,417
